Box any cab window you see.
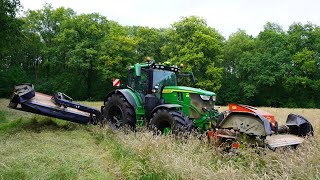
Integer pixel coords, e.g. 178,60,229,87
153,69,177,88
128,69,149,94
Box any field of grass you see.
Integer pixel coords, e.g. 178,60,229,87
1,98,320,179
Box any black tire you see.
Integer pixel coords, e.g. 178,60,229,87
103,93,136,129
149,108,191,135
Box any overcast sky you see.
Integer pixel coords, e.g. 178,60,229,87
19,0,320,38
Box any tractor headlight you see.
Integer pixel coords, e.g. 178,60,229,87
212,96,216,101
200,95,211,101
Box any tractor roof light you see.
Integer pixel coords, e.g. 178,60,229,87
146,57,155,65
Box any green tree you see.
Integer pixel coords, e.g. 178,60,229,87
0,0,22,61
0,0,25,97
20,5,138,100
284,48,319,107
131,26,166,62
53,13,108,99
285,23,320,107
162,16,224,92
218,30,255,104
221,23,291,106
248,22,290,106
287,23,316,53
24,4,76,80
97,21,138,97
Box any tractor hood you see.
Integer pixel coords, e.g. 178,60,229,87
162,86,216,96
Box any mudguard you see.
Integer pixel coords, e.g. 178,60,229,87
217,112,272,136
105,89,140,110
227,104,276,127
149,104,193,130
149,104,182,119
286,114,314,136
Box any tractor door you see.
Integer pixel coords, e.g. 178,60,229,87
128,69,150,95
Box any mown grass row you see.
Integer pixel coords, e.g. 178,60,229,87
0,117,180,179
1,99,320,179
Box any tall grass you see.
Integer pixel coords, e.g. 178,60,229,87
0,99,319,179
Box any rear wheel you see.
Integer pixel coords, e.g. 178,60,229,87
150,108,190,135
103,94,135,130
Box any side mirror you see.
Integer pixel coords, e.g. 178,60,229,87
152,85,159,93
190,72,195,84
134,63,141,77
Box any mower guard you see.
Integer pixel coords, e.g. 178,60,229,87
217,104,274,136
217,112,273,136
216,104,314,148
8,84,100,124
285,114,314,136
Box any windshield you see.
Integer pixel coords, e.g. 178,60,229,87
153,69,177,87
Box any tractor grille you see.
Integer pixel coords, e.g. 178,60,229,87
189,93,215,118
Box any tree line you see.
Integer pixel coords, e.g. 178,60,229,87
1,1,319,108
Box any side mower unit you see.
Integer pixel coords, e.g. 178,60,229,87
9,84,100,124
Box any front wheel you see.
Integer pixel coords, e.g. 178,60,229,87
149,108,191,135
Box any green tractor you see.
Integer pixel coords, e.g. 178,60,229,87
102,60,217,134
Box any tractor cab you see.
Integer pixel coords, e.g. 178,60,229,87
127,62,178,96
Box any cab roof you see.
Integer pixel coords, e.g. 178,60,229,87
129,63,180,73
